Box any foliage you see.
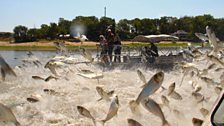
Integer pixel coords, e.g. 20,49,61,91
12,14,224,42
13,25,29,42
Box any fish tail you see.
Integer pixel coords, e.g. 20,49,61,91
162,120,170,126
129,100,140,114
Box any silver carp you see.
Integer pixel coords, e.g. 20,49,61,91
101,95,119,125
77,105,96,126
129,72,164,112
141,98,170,126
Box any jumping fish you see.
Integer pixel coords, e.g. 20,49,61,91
101,95,119,125
44,60,59,76
80,69,94,74
214,86,222,95
43,89,59,95
207,63,217,70
32,76,45,80
0,55,17,81
200,108,209,117
129,72,164,112
0,103,20,126
215,67,224,72
180,63,199,86
192,117,203,126
141,98,170,126
167,82,182,100
96,86,114,101
206,25,221,54
127,118,143,126
45,75,58,82
137,69,147,86
167,82,175,96
200,76,218,85
79,47,94,62
77,106,96,126
192,92,205,103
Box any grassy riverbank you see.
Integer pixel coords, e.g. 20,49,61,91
0,41,204,51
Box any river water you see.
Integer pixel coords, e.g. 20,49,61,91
0,50,223,126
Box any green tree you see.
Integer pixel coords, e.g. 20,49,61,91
58,18,72,35
175,16,193,32
48,23,59,39
72,16,100,41
116,19,131,40
214,18,224,40
27,28,41,41
130,18,142,34
40,24,50,39
140,18,157,35
192,14,214,33
99,17,116,35
159,16,177,34
13,25,28,42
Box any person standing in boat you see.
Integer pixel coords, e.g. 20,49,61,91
99,35,109,63
113,34,122,62
150,42,159,57
105,29,115,63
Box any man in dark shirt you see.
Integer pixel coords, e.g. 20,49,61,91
150,42,159,57
105,29,115,62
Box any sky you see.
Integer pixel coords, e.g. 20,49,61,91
1,0,224,32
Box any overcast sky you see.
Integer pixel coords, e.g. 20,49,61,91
1,0,224,32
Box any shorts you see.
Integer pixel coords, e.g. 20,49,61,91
108,45,114,55
100,46,108,56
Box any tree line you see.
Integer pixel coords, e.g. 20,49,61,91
13,14,224,42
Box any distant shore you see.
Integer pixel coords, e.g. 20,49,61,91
0,40,197,51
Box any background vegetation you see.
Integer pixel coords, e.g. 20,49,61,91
11,14,224,42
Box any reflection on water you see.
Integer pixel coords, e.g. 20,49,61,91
0,50,223,126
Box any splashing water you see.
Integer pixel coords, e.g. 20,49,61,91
0,50,222,126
